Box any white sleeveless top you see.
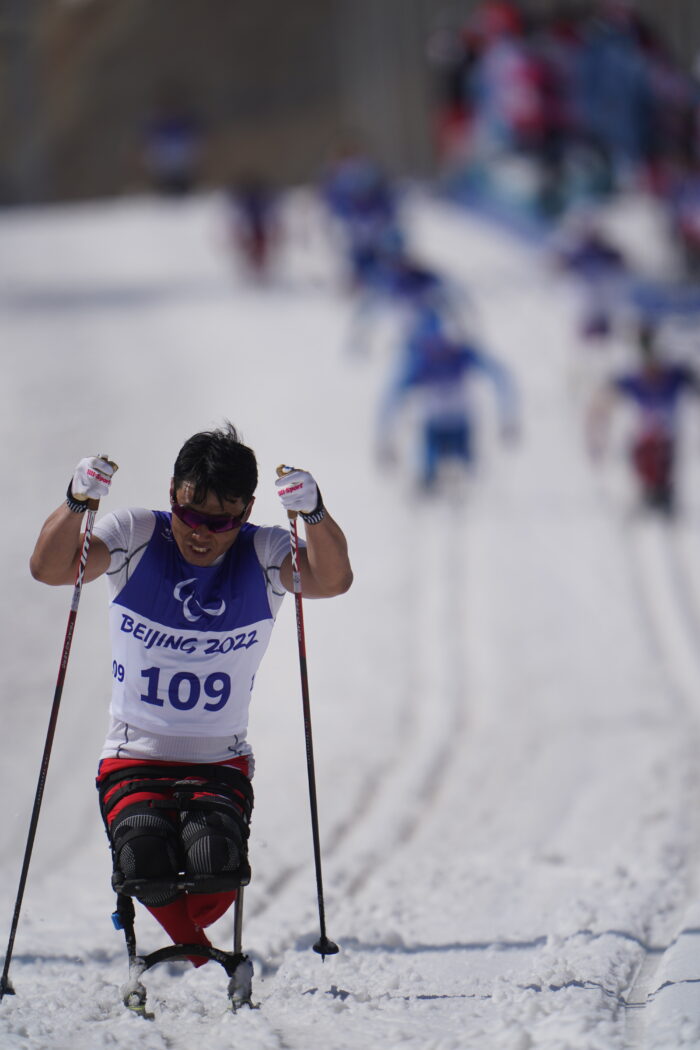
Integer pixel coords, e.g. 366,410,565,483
94,508,293,766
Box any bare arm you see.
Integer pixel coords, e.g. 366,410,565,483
29,503,111,586
279,510,353,598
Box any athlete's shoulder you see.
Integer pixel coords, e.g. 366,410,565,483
249,522,286,539
99,506,155,526
251,523,295,567
94,506,156,549
250,523,289,548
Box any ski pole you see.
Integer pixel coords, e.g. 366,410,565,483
276,466,338,959
0,495,102,999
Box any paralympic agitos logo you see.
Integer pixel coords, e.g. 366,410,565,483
173,579,226,623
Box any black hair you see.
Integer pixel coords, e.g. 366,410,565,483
172,422,258,505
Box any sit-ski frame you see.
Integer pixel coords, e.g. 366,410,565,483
113,884,255,1015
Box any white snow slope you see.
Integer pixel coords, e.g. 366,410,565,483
2,188,700,1050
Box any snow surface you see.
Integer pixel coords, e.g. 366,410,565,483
2,188,700,1049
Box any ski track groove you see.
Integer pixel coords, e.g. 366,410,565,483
243,216,700,1030
246,496,424,924
342,493,469,899
618,514,700,1048
241,204,700,1031
14,197,700,1040
245,489,470,962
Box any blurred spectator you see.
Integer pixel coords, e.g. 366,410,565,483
377,305,519,490
587,320,700,513
577,2,656,191
141,82,206,196
667,160,700,278
468,2,545,159
426,12,487,170
433,0,700,222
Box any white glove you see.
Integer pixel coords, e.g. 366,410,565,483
70,455,116,502
275,467,322,517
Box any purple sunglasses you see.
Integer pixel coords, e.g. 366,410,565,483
171,502,248,533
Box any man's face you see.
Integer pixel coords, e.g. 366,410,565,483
170,480,253,566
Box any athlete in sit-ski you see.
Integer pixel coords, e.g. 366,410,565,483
587,324,700,514
29,424,353,963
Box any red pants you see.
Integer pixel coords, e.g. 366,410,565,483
632,430,674,491
97,755,250,964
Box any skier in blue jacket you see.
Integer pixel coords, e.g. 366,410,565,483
377,307,519,489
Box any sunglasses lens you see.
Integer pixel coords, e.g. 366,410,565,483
208,515,240,533
172,504,243,532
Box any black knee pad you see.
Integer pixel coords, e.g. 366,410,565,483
110,805,181,906
180,807,246,879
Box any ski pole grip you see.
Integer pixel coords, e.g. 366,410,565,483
276,464,298,521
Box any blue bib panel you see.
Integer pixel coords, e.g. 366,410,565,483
113,513,272,631
108,513,277,738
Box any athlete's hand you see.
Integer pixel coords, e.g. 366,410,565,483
70,455,117,502
275,467,321,515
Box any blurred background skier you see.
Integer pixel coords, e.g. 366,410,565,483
343,233,473,358
552,212,631,341
587,320,700,514
376,305,519,492
320,139,402,291
225,172,280,281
